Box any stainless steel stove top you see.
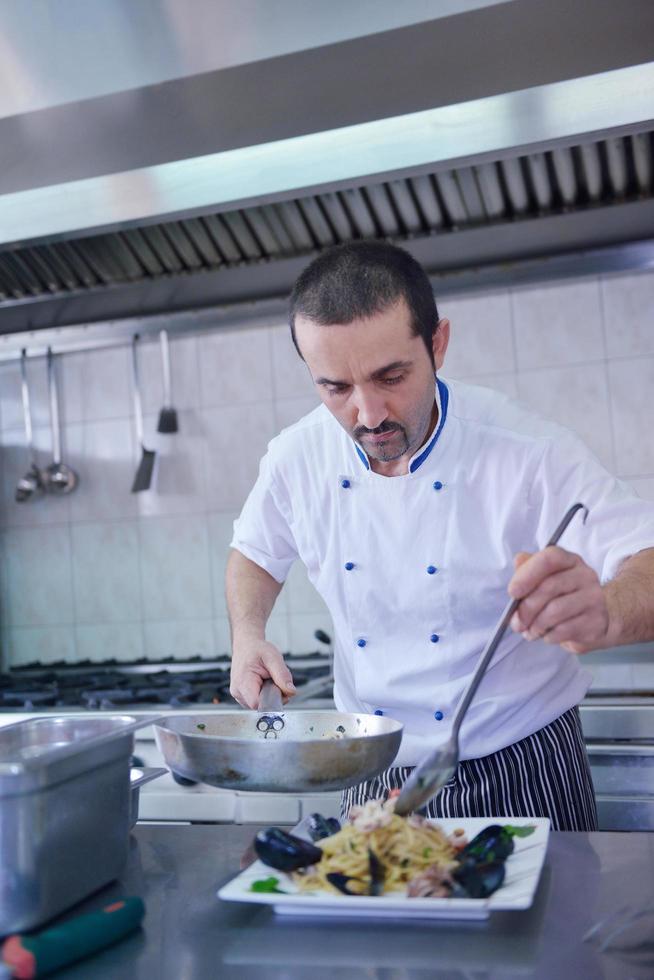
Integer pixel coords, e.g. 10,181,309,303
0,653,333,712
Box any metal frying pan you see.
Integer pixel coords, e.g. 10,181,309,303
153,682,402,793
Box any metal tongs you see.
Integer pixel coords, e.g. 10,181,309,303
394,502,589,816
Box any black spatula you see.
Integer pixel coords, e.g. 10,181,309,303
157,329,178,433
131,334,156,492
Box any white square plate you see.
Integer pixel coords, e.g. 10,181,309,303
218,816,550,920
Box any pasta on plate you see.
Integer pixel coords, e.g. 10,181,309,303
253,795,536,900
294,805,459,895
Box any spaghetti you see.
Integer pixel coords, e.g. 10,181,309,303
293,798,459,896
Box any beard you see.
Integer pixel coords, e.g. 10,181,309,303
348,378,439,466
354,421,410,461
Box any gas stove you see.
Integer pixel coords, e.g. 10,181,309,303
0,648,339,827
0,653,333,712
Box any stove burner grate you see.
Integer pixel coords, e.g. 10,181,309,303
0,658,332,710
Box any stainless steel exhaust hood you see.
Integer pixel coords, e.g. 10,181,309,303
0,0,653,342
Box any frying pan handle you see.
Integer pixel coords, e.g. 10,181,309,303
258,680,284,713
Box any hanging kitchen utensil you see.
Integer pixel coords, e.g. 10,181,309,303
394,502,589,816
43,348,78,495
156,329,178,433
153,678,403,794
130,334,156,493
15,349,45,503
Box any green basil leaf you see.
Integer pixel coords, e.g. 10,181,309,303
504,825,536,838
250,876,286,894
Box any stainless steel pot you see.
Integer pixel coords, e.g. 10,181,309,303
153,693,403,794
0,714,159,936
129,766,167,828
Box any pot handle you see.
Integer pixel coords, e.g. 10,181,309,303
130,766,167,790
291,673,335,703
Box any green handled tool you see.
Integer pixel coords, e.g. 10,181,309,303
1,896,145,978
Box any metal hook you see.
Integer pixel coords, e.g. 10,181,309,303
544,502,589,547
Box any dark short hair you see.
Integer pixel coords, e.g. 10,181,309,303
289,241,439,364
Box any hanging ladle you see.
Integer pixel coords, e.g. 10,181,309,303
15,349,45,503
394,502,589,816
43,348,78,495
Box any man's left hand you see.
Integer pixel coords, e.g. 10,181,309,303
508,546,611,654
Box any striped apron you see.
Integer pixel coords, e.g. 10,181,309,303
341,706,598,831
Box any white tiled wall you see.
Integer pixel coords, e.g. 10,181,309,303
442,268,654,491
0,267,653,667
0,327,321,666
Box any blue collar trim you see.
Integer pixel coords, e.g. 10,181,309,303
352,377,449,473
409,377,449,473
355,443,370,470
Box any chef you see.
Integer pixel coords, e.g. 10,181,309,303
227,240,654,830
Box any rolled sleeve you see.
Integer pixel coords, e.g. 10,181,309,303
230,450,298,584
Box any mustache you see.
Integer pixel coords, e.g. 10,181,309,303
355,421,403,438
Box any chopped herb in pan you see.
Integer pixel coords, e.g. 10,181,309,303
196,723,206,731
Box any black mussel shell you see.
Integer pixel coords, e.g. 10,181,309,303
326,872,366,895
325,851,384,897
307,813,341,842
368,848,385,896
254,827,323,872
452,860,506,899
457,825,514,865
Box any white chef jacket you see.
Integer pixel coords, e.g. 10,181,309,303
232,378,654,767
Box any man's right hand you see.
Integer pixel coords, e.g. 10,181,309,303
229,639,297,708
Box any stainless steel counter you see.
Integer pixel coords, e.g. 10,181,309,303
41,824,654,980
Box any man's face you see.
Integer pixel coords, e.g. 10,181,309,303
294,298,450,474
